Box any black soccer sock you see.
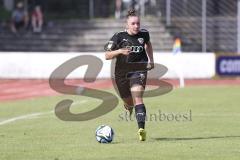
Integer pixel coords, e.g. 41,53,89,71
135,104,146,129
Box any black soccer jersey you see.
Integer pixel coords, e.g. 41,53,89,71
106,29,150,72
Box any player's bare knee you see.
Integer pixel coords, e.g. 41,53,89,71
133,97,144,106
130,84,144,92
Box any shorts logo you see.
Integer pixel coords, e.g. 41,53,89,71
138,38,144,44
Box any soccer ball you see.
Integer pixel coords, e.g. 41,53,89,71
95,125,114,143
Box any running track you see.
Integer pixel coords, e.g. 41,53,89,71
0,79,239,102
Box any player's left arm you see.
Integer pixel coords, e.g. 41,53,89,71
145,41,154,70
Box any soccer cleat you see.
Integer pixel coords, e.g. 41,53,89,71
124,104,133,117
138,128,146,141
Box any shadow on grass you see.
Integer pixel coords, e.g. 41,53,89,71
110,142,121,144
96,142,121,144
152,135,240,141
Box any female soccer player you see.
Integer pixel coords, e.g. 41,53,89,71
104,9,154,141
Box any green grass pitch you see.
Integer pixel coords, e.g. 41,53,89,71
0,86,240,160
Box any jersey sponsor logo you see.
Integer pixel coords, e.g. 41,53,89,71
127,46,144,53
138,38,144,44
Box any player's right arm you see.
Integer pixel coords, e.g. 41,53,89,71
104,33,130,60
105,48,130,60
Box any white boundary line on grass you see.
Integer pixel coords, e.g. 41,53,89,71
0,111,54,126
0,100,88,126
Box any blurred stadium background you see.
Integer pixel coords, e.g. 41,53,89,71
0,0,240,160
0,0,239,52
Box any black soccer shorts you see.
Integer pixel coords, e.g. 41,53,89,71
115,71,147,99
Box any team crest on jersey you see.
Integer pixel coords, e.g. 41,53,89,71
138,38,144,44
